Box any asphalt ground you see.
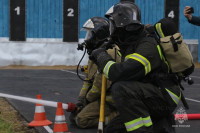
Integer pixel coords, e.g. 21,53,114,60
0,69,199,133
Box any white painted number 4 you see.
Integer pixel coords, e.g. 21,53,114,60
168,10,175,18
67,8,74,17
14,6,20,15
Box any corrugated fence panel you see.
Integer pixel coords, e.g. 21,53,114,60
1,0,199,42
79,0,119,38
26,0,63,38
79,0,164,38
0,0,9,37
135,0,164,25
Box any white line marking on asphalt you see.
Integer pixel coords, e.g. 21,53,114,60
192,84,200,85
0,75,74,80
185,98,200,103
182,83,200,85
60,70,200,104
190,75,200,79
60,69,85,77
43,126,53,133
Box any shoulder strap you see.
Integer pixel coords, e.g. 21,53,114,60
170,35,183,52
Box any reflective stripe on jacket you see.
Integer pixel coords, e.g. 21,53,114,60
166,88,181,105
156,45,181,104
125,116,152,132
103,61,116,78
79,80,92,97
125,53,151,75
86,46,121,103
155,23,165,38
102,38,161,82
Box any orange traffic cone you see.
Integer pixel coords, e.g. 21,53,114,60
28,94,52,127
53,102,69,133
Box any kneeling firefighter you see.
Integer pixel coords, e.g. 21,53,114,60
90,1,180,133
69,17,121,128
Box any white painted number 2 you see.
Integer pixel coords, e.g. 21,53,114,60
67,8,74,17
168,10,175,18
14,6,20,15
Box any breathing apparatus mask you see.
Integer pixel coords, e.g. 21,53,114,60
78,30,108,55
105,1,143,46
109,20,144,45
77,18,110,55
77,17,110,82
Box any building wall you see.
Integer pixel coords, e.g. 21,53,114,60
1,0,199,39
0,0,199,66
0,0,175,39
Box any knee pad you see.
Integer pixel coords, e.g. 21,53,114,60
75,116,88,128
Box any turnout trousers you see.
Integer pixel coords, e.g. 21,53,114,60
75,100,118,128
106,81,179,133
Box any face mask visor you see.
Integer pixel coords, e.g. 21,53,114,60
85,30,94,41
109,20,116,35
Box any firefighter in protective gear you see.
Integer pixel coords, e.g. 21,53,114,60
69,17,121,128
90,1,180,133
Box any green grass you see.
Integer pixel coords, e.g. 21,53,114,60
0,117,15,133
0,98,36,133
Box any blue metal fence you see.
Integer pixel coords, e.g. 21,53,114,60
26,0,63,38
0,0,9,37
79,0,119,38
180,0,200,61
0,0,199,40
180,0,200,40
79,0,165,38
135,0,164,26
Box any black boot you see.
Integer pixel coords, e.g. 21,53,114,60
69,112,77,125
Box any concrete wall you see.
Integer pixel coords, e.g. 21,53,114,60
0,38,88,66
185,40,199,62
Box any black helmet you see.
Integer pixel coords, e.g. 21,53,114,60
82,17,109,40
81,17,109,54
105,1,141,35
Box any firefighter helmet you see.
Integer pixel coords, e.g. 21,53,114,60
105,1,141,35
81,17,109,54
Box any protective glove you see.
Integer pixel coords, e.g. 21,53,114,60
89,48,106,62
76,96,89,111
89,48,114,73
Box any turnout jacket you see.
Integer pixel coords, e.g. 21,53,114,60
189,16,200,26
103,36,161,82
79,46,121,105
100,31,181,106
